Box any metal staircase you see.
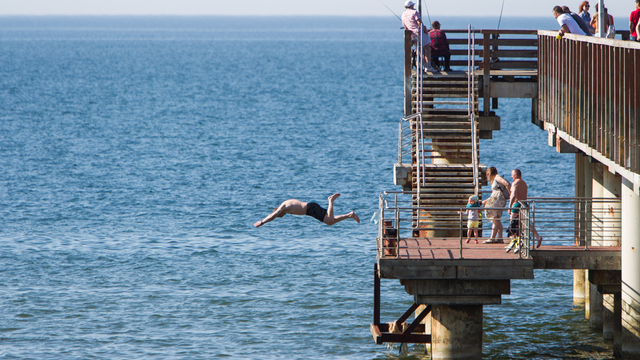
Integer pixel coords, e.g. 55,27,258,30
398,29,482,236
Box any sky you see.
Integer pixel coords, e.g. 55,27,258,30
0,0,634,19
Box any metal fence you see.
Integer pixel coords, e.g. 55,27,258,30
376,191,621,260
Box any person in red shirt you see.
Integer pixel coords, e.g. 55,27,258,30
429,21,452,72
630,0,640,41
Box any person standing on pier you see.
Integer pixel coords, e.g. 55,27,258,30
482,167,511,244
590,4,615,37
461,195,481,244
553,6,588,36
401,0,436,72
630,0,640,41
254,193,360,228
578,1,594,33
509,169,543,248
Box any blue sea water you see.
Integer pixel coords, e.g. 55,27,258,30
0,16,612,359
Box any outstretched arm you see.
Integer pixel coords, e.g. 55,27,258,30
254,206,285,228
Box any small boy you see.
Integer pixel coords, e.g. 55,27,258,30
463,195,481,244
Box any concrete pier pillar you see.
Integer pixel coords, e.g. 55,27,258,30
592,161,604,246
603,294,615,340
582,157,594,311
416,304,432,354
601,170,621,341
602,170,621,246
589,282,604,329
573,154,588,302
614,292,622,358
587,162,604,329
574,271,586,303
621,178,640,358
585,270,591,320
431,305,483,360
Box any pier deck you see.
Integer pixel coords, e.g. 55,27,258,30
377,237,620,280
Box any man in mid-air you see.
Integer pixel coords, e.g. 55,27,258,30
254,193,360,228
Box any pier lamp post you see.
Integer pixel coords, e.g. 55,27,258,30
598,0,606,38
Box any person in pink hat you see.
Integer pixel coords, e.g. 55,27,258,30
401,0,436,72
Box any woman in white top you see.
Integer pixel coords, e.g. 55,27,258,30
482,167,511,243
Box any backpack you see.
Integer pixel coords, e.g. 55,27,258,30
606,24,616,38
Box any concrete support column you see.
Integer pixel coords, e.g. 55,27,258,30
592,161,604,246
585,270,591,320
588,161,604,329
582,157,594,312
589,282,604,329
604,294,615,340
574,270,586,303
602,170,621,246
431,305,483,360
614,292,622,358
621,178,640,358
416,304,432,354
574,154,588,302
602,170,621,341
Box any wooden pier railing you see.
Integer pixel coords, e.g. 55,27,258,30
538,31,640,173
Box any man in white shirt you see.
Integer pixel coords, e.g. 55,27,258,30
401,0,436,72
553,6,588,35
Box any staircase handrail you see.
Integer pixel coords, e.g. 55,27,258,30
468,25,479,196
415,28,426,193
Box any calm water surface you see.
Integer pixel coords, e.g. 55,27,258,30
0,16,612,359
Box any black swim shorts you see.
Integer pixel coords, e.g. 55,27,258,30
506,218,520,237
306,202,327,223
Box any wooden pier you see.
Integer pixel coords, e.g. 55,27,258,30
372,28,640,359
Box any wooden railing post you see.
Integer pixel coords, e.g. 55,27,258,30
483,32,491,116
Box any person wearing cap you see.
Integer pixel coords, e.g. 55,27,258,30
401,0,436,72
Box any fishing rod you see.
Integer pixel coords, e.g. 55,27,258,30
376,0,402,22
496,0,505,29
420,0,432,28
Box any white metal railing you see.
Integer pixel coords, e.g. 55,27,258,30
376,192,621,260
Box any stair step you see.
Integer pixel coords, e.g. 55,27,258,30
414,94,471,99
422,114,471,124
413,100,469,105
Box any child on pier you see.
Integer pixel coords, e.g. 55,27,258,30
462,195,482,243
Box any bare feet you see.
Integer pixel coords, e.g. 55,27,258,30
254,220,262,228
328,193,341,202
351,212,360,223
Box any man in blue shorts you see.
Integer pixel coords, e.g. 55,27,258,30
254,193,360,228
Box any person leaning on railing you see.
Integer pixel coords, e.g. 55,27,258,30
428,21,452,72
553,5,588,36
562,6,592,36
